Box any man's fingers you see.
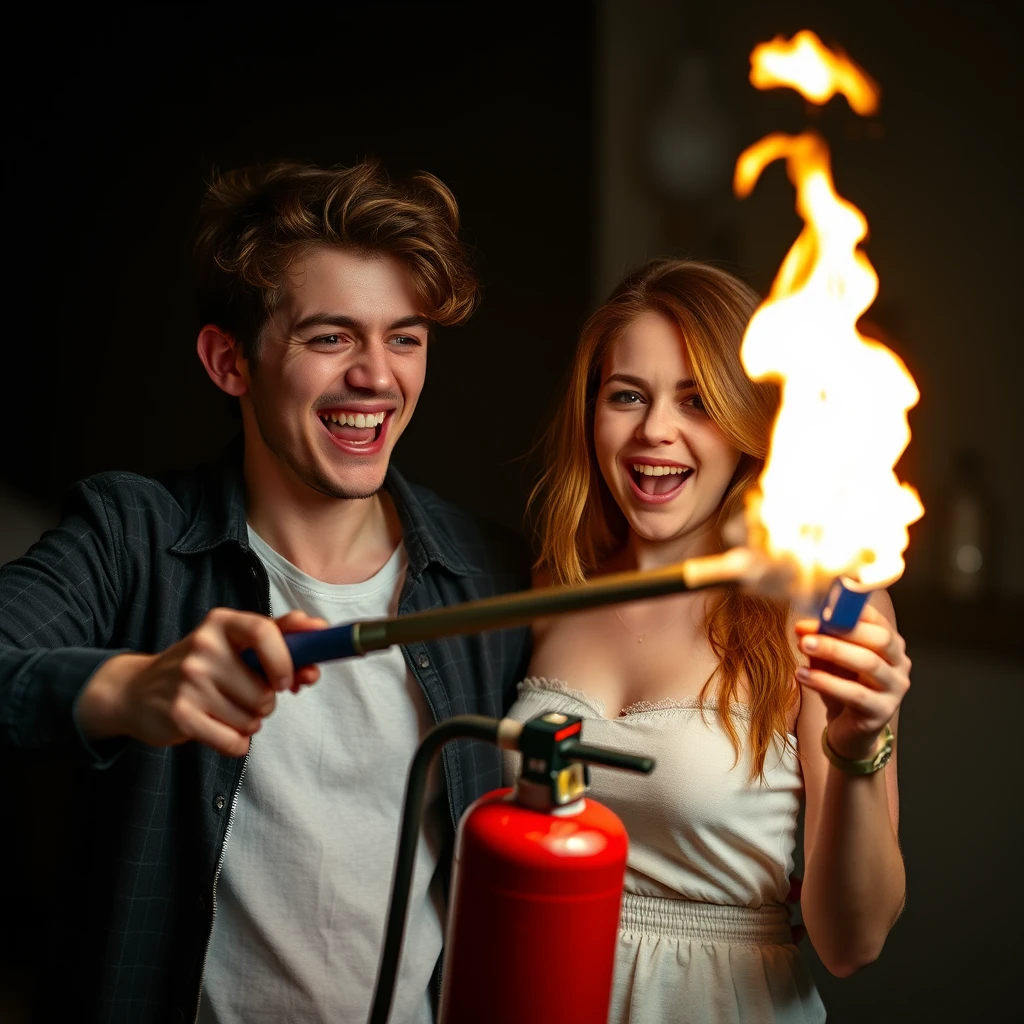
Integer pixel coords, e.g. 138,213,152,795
171,699,251,758
203,689,269,735
219,612,296,691
276,610,329,633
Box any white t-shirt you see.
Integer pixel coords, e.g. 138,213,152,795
198,528,446,1024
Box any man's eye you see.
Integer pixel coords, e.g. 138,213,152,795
312,334,343,347
391,334,422,347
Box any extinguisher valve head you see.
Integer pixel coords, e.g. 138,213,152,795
514,712,656,810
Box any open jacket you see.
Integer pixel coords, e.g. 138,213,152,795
0,442,531,1023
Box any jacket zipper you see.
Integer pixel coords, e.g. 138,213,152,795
193,552,267,1021
399,635,454,1010
192,750,250,1023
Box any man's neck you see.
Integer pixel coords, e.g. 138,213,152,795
244,450,402,586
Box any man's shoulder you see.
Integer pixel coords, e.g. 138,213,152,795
396,475,532,589
65,464,209,539
72,465,191,508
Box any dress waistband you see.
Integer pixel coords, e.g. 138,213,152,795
618,893,793,946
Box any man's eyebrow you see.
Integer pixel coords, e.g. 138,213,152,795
387,314,432,330
290,312,432,334
604,373,697,390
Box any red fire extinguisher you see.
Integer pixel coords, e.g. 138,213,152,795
367,712,655,1024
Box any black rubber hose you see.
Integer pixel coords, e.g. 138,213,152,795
367,715,501,1024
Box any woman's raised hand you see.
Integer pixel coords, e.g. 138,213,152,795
794,602,911,762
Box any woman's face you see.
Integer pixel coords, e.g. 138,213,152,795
593,312,742,552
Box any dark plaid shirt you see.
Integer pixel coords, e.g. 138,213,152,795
0,442,531,1023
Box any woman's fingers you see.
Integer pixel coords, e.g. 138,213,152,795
795,615,908,674
796,664,892,720
799,632,908,695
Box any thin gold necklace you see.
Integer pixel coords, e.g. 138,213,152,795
613,606,680,643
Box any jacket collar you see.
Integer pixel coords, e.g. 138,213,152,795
383,464,476,578
170,436,474,577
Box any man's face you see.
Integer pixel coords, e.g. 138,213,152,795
240,247,429,499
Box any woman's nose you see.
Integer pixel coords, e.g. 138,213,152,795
636,401,677,445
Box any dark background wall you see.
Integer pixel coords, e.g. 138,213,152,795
0,3,596,1017
1,3,594,540
2,2,1021,1021
596,6,1021,1019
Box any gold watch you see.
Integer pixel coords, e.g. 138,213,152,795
821,723,894,775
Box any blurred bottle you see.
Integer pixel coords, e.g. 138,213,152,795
938,449,992,601
645,52,734,203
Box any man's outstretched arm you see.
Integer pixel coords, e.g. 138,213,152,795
1,478,323,757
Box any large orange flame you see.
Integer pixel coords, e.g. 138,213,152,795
735,33,923,594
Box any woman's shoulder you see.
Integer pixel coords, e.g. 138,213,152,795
530,565,556,641
531,565,554,588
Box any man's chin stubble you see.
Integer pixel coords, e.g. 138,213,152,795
307,473,384,501
255,414,386,502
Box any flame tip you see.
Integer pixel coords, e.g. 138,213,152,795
737,29,921,590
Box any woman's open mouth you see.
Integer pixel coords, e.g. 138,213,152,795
317,408,392,453
625,460,693,503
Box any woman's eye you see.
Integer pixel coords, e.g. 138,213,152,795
610,390,643,405
684,393,706,412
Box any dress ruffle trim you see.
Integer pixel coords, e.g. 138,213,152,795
517,677,752,721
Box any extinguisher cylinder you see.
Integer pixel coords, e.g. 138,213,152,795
439,790,629,1024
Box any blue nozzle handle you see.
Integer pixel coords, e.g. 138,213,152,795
817,578,870,637
240,623,362,677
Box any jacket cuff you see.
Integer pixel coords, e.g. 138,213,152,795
5,647,130,765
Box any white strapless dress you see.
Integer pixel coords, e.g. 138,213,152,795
503,678,826,1024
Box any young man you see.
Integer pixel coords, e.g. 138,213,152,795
0,161,531,1023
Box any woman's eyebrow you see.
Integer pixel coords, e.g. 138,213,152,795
604,373,696,389
605,373,647,388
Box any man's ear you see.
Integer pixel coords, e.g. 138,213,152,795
197,324,249,396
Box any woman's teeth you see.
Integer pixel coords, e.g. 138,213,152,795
321,411,387,428
632,463,687,476
631,463,691,496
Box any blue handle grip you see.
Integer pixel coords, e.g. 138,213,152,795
240,623,361,677
817,578,870,636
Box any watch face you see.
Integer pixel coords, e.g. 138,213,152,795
874,741,894,771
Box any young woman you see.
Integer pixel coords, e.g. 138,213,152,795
506,260,910,1023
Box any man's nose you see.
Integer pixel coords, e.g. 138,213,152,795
345,339,396,393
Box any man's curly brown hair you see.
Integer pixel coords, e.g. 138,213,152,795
193,160,479,361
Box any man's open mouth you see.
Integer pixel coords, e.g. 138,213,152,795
629,462,693,497
317,409,389,446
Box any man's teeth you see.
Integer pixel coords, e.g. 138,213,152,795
322,411,387,428
632,464,688,477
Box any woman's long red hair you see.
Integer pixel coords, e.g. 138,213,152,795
530,259,797,778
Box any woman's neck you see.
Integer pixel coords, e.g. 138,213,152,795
615,519,722,573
